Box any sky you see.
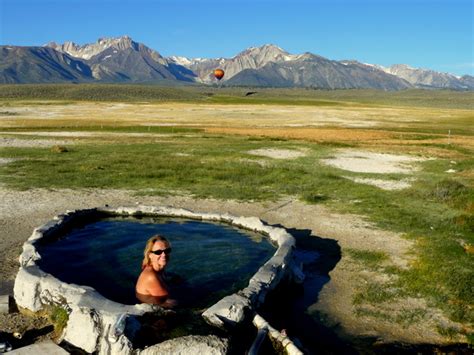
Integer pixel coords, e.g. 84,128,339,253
1,0,473,76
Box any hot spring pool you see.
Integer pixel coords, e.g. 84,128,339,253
36,216,276,308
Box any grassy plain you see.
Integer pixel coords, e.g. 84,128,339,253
0,85,473,342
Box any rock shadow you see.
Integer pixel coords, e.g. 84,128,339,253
258,225,356,354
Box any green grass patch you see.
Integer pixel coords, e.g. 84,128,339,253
0,137,317,199
354,307,393,321
355,307,428,327
0,84,202,102
436,325,462,340
207,94,348,107
395,308,428,326
345,248,388,269
48,305,69,336
353,281,398,305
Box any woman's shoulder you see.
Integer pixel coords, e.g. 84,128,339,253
141,266,157,278
136,266,160,292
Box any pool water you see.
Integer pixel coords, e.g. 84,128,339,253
36,216,275,307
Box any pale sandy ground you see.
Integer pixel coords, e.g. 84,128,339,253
0,131,172,138
247,148,308,160
322,149,428,190
343,176,413,190
322,150,427,174
248,148,422,190
0,187,462,345
0,137,74,148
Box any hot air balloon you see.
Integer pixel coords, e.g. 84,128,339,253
213,69,225,81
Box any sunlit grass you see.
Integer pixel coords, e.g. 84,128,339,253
345,249,389,269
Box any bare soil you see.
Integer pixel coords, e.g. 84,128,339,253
321,150,426,174
247,148,308,159
0,137,73,148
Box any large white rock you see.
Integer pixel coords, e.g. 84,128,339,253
7,340,68,355
64,307,100,353
140,335,228,355
202,294,251,328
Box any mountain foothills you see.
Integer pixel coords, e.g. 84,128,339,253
1,36,472,90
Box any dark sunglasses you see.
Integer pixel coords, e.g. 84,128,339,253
150,247,172,256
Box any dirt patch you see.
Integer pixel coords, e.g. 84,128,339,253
0,158,16,165
343,176,413,190
247,148,307,159
0,137,73,148
0,312,52,336
0,131,170,138
322,150,427,174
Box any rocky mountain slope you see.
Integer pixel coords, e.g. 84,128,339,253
381,64,470,90
46,36,195,82
223,53,411,90
169,44,302,83
1,36,472,90
0,46,92,83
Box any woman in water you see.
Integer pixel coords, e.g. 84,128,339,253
136,235,176,307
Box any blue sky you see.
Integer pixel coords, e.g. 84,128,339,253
1,0,472,76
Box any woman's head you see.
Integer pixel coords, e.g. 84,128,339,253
142,235,171,271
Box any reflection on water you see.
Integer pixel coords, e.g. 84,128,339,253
37,216,275,307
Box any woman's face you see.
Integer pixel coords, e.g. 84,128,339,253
150,240,170,272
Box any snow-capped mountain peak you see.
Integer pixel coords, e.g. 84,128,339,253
6,35,470,89
46,35,138,60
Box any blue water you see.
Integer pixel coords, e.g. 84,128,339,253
36,216,275,307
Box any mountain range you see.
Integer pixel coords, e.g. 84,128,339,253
1,35,472,90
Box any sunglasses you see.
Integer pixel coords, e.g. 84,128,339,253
150,247,172,256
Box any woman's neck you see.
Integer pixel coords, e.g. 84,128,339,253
150,264,165,273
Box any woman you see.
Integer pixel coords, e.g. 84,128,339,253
136,235,176,307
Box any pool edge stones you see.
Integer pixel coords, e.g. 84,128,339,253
14,206,297,354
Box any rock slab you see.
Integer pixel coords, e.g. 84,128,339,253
8,340,69,355
139,335,228,355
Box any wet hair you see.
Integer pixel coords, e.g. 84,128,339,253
142,235,170,269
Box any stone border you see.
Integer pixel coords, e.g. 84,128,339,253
14,206,296,354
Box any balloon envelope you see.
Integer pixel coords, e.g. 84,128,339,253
214,69,225,80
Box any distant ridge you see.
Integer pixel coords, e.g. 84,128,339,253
381,64,471,90
0,46,92,83
0,36,472,90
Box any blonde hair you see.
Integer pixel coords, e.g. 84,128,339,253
141,235,170,269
